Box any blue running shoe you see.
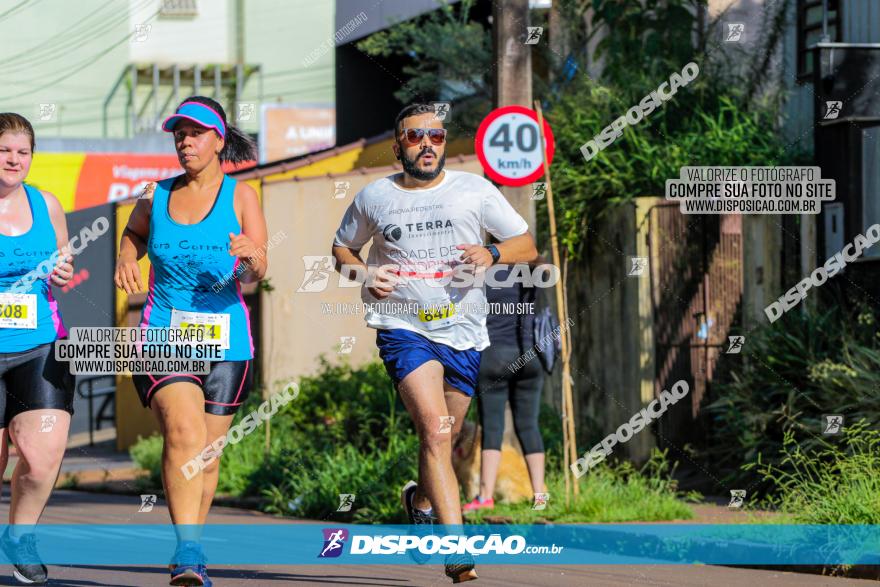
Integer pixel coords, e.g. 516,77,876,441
169,541,206,586
0,528,48,584
197,564,213,587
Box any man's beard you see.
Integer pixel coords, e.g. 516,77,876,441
400,147,446,181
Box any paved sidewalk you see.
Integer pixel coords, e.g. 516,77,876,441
0,439,867,585
6,563,869,587
0,491,871,586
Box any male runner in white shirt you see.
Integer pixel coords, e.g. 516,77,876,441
332,103,538,583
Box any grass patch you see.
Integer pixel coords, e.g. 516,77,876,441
747,421,880,524
466,449,699,524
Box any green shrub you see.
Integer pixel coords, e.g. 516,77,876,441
545,77,795,255
748,422,880,524
262,437,420,523
129,433,163,488
268,358,411,454
704,303,880,494
129,359,696,523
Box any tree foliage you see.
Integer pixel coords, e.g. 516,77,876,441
540,0,799,255
356,0,801,255
356,0,491,131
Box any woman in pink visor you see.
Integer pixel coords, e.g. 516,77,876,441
115,96,265,587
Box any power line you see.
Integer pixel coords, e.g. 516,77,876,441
256,83,335,95
1,0,304,81
0,0,155,76
0,5,163,101
0,2,115,68
0,0,31,23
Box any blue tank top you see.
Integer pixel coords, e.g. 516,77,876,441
0,184,66,352
140,175,253,360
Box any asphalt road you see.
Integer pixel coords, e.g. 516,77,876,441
0,491,871,587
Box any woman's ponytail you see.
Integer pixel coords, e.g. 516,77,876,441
221,124,257,164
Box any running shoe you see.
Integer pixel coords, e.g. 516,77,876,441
0,528,48,585
401,480,433,565
462,496,494,512
169,541,206,586
197,565,213,587
445,552,478,583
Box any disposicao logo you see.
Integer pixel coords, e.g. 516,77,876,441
318,528,348,558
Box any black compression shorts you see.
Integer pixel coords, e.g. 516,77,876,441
132,360,253,416
0,341,75,428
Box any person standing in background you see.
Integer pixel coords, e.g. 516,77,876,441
464,263,548,512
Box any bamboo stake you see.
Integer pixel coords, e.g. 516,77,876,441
534,101,579,500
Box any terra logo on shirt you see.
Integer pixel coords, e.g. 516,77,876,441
405,219,453,232
382,220,454,242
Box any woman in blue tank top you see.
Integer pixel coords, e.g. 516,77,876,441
115,97,266,587
0,113,76,585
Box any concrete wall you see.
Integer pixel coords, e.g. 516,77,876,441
0,1,129,137
129,0,233,64
566,202,652,462
114,202,159,450
742,214,783,328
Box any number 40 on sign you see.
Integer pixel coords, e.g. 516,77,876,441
475,105,555,187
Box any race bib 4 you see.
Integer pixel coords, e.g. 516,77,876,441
170,309,230,349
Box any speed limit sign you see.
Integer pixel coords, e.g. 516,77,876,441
475,105,555,187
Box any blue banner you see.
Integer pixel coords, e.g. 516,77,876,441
3,524,880,565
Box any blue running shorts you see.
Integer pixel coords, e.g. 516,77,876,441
376,329,481,396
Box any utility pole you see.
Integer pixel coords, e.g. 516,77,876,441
492,1,549,491
492,0,534,228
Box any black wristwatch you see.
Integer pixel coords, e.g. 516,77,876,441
485,244,501,265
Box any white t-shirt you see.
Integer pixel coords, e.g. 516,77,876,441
333,169,529,351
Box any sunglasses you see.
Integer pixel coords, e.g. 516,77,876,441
399,128,447,146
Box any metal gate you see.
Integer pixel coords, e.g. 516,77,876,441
647,205,743,445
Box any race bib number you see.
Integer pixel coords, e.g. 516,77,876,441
0,293,37,329
416,301,460,331
170,309,230,349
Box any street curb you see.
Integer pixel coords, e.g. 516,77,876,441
535,524,880,581
49,485,879,579
59,481,268,511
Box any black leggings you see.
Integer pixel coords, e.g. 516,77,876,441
132,359,253,416
0,341,74,428
477,342,545,454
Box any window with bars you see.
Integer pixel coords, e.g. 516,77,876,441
159,0,198,18
797,0,842,81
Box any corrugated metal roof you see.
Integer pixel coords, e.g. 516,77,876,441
261,153,479,185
